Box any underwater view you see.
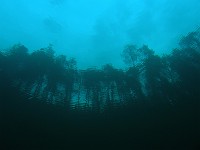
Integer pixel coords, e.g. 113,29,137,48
0,0,200,149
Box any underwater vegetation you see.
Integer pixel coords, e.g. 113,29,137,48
0,29,200,149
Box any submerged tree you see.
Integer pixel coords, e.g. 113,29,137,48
121,44,138,67
0,29,200,113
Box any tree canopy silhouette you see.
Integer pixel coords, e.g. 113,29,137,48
0,29,200,150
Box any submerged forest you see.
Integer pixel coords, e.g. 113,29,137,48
0,30,200,149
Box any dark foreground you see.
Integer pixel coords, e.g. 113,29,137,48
0,84,199,150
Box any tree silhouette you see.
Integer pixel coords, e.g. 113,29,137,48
121,44,138,67
1,29,200,149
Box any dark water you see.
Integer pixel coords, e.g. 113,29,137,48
0,31,200,149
